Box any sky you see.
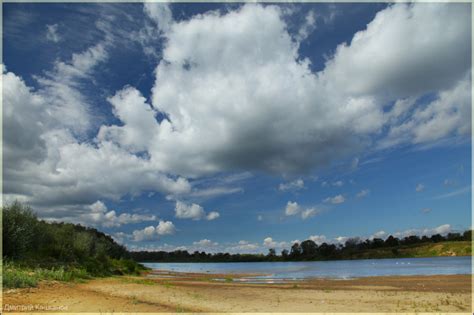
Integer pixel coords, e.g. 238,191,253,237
3,2,472,254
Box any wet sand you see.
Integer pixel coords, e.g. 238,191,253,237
3,273,472,312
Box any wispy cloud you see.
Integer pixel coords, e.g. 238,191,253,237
189,187,243,199
415,183,425,192
46,24,61,42
421,207,432,213
324,194,345,204
433,185,471,200
356,189,370,198
279,179,305,192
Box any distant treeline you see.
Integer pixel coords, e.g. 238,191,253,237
131,230,472,263
3,202,143,278
3,201,471,268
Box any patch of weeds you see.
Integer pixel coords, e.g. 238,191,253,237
191,293,203,299
121,277,156,285
162,281,174,288
3,267,38,288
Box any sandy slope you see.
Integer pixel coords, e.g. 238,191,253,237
3,274,472,312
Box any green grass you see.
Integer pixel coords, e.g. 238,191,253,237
162,281,174,288
2,261,91,288
344,241,471,260
3,259,147,289
400,241,472,257
119,277,157,285
3,266,38,288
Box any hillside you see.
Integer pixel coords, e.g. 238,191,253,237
341,241,471,260
2,202,147,288
132,233,472,262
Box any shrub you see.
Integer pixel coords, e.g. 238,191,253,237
3,201,39,259
3,262,38,288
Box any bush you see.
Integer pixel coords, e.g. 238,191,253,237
3,262,38,288
2,261,92,288
34,266,90,282
3,201,39,259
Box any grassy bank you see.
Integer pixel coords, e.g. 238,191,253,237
340,241,471,260
131,238,472,263
2,201,147,288
3,259,147,289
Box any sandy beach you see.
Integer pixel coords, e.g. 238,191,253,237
3,272,472,313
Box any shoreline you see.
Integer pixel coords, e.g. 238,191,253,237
3,272,472,312
147,268,473,283
139,252,473,264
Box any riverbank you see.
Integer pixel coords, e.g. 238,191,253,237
3,273,472,312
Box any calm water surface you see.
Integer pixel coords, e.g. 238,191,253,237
143,256,472,280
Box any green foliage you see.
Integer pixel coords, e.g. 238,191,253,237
131,232,472,262
3,262,38,288
2,261,92,288
2,202,145,288
3,201,39,259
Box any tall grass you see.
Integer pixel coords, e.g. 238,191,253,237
3,262,38,288
2,261,92,288
2,259,146,289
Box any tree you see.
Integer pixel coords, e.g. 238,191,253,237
463,230,472,241
2,201,39,259
300,240,318,258
401,235,420,245
369,238,384,249
281,249,289,259
431,234,444,243
290,242,302,258
267,248,276,257
384,235,399,247
446,233,462,241
318,243,336,258
344,238,360,249
421,235,431,243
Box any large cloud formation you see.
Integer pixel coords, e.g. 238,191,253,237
145,3,468,176
3,3,471,224
3,45,190,220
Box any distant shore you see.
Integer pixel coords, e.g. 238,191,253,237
3,272,471,312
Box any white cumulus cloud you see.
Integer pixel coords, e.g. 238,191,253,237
308,235,327,245
46,24,61,43
324,194,345,204
285,201,300,216
301,208,320,220
415,183,425,192
174,201,220,221
279,179,305,192
356,189,370,198
132,220,176,241
263,237,288,248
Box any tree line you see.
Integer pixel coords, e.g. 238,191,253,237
3,201,141,276
131,230,472,262
4,201,471,266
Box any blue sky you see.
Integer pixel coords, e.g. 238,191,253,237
3,3,471,253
